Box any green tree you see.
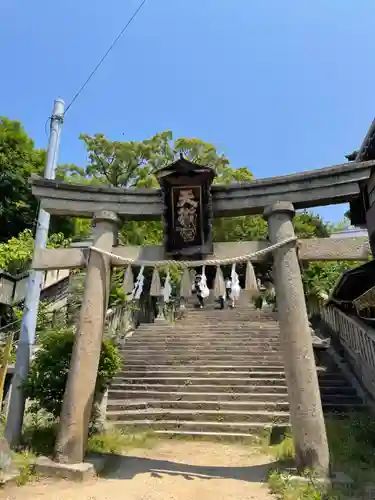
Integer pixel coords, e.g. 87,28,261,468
78,131,174,188
302,260,359,299
0,229,71,275
294,212,330,238
331,216,352,232
0,117,45,242
69,130,333,245
0,117,85,241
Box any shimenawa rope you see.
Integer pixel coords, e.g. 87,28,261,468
89,236,297,268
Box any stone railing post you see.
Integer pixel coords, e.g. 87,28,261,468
155,296,166,322
54,210,119,464
264,202,330,476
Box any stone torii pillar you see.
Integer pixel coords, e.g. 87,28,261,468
54,210,119,464
264,202,330,477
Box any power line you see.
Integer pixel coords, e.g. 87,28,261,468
64,0,147,115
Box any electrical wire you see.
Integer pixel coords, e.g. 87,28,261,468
64,0,147,115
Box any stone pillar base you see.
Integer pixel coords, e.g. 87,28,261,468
285,469,353,489
0,437,19,486
35,456,103,481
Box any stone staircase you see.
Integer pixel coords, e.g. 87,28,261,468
106,303,365,439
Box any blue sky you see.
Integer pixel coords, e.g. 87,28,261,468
2,0,375,223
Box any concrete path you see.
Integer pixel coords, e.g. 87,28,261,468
4,441,276,500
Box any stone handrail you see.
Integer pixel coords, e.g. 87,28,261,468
311,301,375,400
105,303,136,342
105,296,182,344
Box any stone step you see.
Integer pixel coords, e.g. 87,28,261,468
117,365,289,374
138,327,280,330
126,336,280,349
122,359,285,367
128,332,280,339
115,371,344,380
108,390,290,401
110,378,351,390
138,324,280,332
126,342,282,348
115,369,344,379
106,408,291,424
113,376,290,386
123,345,282,351
114,372,288,381
115,371,346,380
120,349,283,357
139,326,280,332
140,321,280,325
139,321,279,326
142,332,280,336
154,430,261,441
107,400,289,412
106,400,365,413
138,320,277,323
178,315,276,319
113,420,285,434
127,336,281,343
108,303,362,442
150,326,280,330
122,342,282,348
181,318,277,321
109,383,290,393
107,390,359,402
183,312,274,317
141,317,276,320
175,320,278,325
123,355,285,362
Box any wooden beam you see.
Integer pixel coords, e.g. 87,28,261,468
31,237,371,270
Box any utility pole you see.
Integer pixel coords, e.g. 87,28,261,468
5,99,65,446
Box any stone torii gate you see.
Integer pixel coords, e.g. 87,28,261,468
9,156,375,478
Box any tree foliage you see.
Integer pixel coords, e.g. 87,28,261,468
0,117,87,242
69,130,330,246
0,118,335,248
0,117,45,242
76,132,255,189
0,117,351,302
302,260,359,298
0,229,70,275
78,132,166,188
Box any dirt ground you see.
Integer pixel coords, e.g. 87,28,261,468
2,440,276,500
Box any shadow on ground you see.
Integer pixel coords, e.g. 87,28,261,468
97,453,279,483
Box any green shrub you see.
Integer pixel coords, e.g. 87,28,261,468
23,327,122,418
87,428,156,454
252,294,264,310
22,419,57,456
263,289,276,306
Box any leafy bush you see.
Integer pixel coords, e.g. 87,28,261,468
23,327,122,418
302,261,360,301
252,294,264,310
88,428,156,454
263,289,276,306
